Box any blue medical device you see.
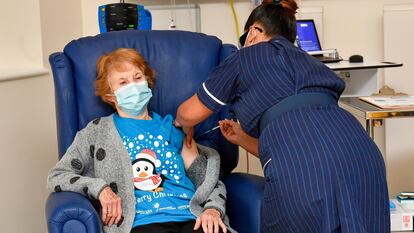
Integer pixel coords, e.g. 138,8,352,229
98,2,152,33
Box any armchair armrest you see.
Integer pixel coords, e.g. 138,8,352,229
45,192,101,233
49,52,79,158
224,173,265,233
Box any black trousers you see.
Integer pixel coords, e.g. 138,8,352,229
130,220,225,233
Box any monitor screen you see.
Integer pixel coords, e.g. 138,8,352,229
296,20,321,52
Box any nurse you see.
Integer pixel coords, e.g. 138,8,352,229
175,0,390,232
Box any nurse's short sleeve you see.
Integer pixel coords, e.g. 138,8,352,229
197,52,240,112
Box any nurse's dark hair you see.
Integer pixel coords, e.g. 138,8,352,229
244,0,298,43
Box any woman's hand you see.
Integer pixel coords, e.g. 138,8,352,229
99,186,123,226
219,119,246,145
194,208,227,233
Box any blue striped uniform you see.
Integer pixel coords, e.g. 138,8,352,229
196,36,390,233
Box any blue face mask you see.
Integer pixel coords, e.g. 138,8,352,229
114,81,152,116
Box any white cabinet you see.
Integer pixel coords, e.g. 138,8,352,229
327,61,401,97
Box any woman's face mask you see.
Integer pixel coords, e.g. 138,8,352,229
106,63,152,117
114,81,152,116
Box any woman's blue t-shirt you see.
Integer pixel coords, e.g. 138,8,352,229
113,112,196,227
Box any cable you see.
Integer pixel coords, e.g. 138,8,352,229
229,0,241,38
186,0,194,32
245,150,250,174
173,0,176,22
169,0,177,29
297,0,302,18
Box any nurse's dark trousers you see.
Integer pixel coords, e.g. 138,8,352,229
258,105,390,233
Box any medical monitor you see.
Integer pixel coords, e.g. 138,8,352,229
296,19,322,52
98,3,152,33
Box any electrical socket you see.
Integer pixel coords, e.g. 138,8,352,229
339,71,351,82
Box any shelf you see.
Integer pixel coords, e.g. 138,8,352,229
0,68,49,82
340,97,414,120
327,61,403,71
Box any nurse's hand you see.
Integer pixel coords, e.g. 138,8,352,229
174,120,194,147
219,119,245,145
219,119,259,157
182,126,194,147
194,208,227,233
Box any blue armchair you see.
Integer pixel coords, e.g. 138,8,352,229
46,30,265,233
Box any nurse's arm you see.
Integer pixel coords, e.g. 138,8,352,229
176,94,213,146
239,135,259,157
176,94,213,127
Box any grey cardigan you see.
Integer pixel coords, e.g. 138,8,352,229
47,115,236,233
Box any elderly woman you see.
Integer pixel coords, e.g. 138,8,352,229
47,48,235,233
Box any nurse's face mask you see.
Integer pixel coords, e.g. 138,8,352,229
106,63,152,116
239,26,264,47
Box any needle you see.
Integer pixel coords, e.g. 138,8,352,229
197,125,220,137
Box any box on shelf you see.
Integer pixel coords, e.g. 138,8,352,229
397,192,414,207
391,199,414,231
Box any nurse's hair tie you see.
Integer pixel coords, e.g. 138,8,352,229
272,0,282,5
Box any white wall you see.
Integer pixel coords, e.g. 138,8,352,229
0,0,43,69
384,4,414,197
40,0,83,67
0,0,82,232
0,1,52,232
0,75,57,233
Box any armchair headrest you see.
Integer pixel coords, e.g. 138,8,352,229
64,30,223,127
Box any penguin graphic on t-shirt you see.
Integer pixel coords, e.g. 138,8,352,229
132,149,167,192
